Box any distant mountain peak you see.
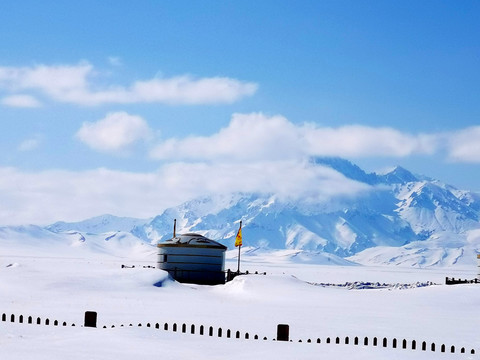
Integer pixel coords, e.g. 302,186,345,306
379,166,418,184
314,158,420,186
312,157,378,184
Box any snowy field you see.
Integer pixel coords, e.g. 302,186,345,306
1,242,479,360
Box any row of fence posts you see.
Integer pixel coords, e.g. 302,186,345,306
1,312,75,327
121,265,155,269
97,317,477,355
226,269,266,282
3,312,477,355
99,319,268,341
445,277,479,285
276,324,476,355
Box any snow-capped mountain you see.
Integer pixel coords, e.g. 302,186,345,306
130,157,480,266
46,214,149,234
3,158,480,267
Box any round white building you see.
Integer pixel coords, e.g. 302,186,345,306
157,233,227,285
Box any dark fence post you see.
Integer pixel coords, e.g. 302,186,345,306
84,311,97,328
276,324,289,342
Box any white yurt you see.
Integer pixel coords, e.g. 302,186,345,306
157,231,227,285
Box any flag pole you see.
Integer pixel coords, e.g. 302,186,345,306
237,243,241,274
236,220,242,274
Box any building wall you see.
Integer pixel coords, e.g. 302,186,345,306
157,245,226,285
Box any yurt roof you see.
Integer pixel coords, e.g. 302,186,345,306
158,233,227,249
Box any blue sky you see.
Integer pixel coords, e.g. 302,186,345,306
0,1,479,225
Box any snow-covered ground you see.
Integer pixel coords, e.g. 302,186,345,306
1,244,479,359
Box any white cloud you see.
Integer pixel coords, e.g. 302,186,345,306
18,134,42,152
447,126,480,163
160,160,370,201
0,62,91,94
0,167,162,225
129,76,258,105
0,62,258,106
150,113,439,161
76,112,152,152
0,163,370,226
1,94,42,108
303,125,438,158
151,113,302,161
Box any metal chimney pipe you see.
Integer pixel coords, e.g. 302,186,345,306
173,219,177,238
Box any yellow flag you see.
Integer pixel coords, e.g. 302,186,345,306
235,226,242,247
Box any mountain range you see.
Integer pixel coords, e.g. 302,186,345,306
3,158,480,268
